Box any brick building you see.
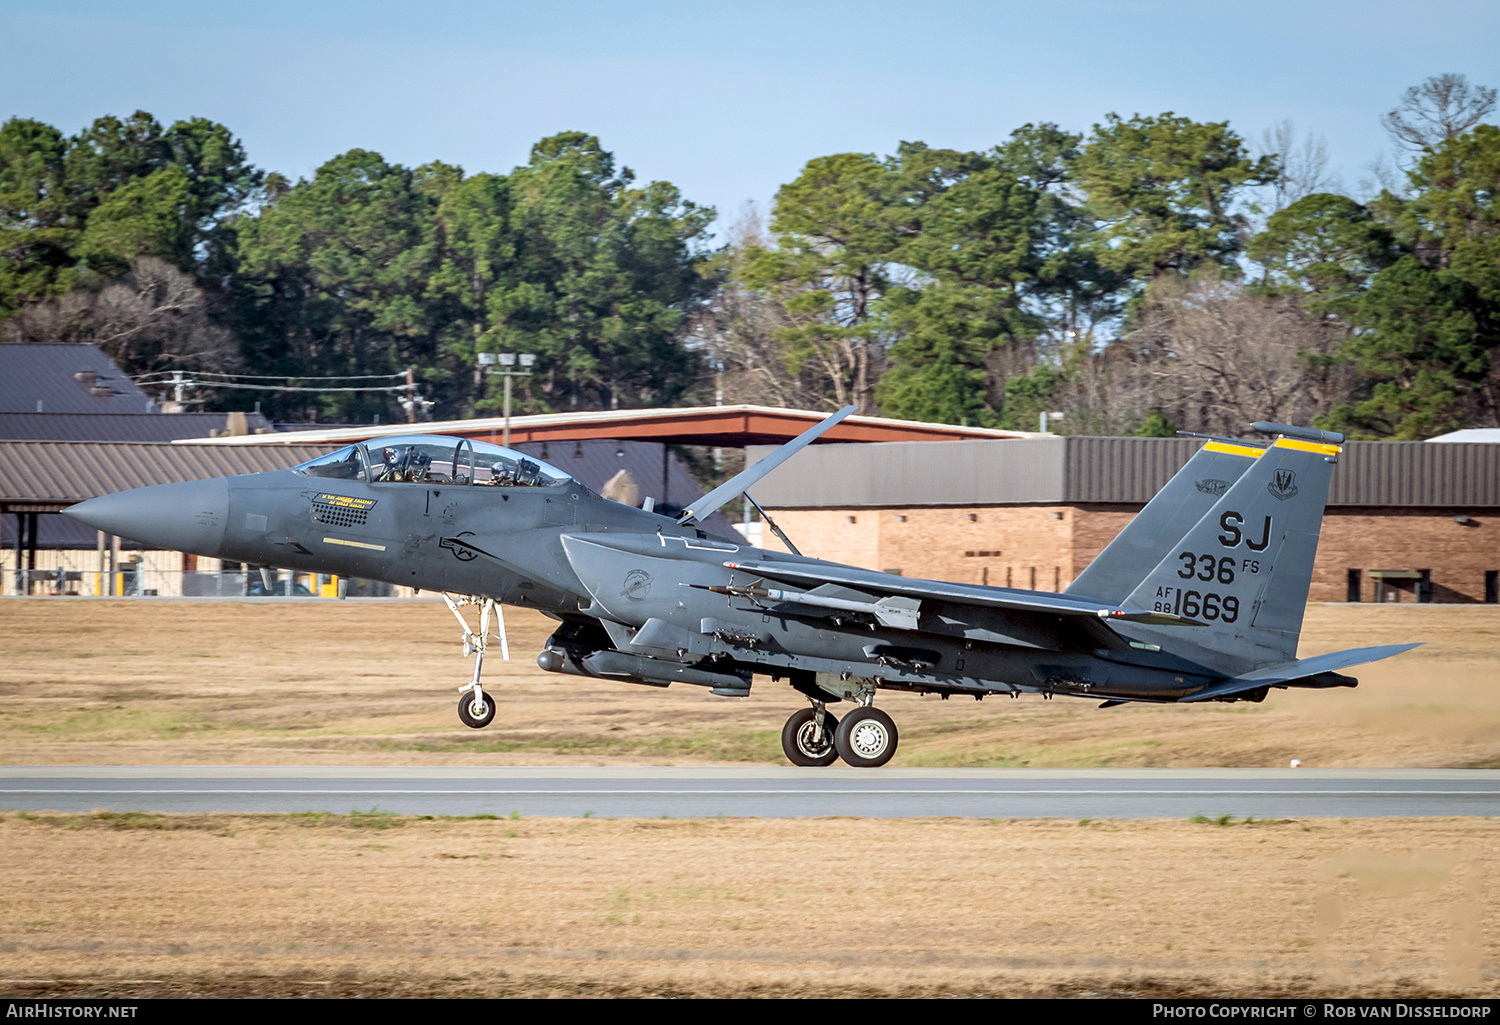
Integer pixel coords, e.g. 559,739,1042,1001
749,436,1500,604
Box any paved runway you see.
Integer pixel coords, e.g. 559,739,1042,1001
2,767,1498,818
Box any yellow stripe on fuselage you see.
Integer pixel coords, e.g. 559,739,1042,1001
323,537,387,551
1203,441,1266,458
1271,437,1342,455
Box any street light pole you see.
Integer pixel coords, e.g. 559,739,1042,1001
478,352,536,448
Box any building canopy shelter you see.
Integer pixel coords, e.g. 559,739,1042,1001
0,441,336,515
1,441,337,590
184,404,1034,449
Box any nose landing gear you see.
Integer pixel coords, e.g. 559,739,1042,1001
443,593,508,729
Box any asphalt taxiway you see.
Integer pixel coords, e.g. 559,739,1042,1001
2,767,1497,818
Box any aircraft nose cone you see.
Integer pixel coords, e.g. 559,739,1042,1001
64,478,230,556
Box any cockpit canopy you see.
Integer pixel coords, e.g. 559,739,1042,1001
294,435,572,488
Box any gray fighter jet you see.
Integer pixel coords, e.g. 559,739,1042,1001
64,411,1418,767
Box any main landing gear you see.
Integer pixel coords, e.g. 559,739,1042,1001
781,705,841,766
444,593,508,729
779,701,899,768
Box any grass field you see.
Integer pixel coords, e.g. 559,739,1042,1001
0,600,1497,768
3,600,1497,997
1,810,1494,997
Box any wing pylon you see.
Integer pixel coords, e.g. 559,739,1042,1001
722,559,1202,627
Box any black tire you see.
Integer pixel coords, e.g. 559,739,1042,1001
833,706,898,768
458,690,496,729
781,707,840,767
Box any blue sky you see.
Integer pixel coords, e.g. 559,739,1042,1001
3,1,1497,235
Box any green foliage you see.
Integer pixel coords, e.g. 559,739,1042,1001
1327,125,1500,437
875,292,997,426
232,149,438,420
1,110,258,320
998,364,1064,431
1135,409,1177,437
491,132,714,413
231,133,714,421
748,151,902,411
1075,113,1277,286
64,111,172,212
76,165,193,275
1249,194,1398,314
877,130,1073,424
0,117,72,312
4,94,1497,437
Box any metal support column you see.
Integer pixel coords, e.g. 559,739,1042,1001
7,506,19,596
25,513,37,584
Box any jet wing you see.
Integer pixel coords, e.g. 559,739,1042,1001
722,558,1199,627
1178,643,1422,702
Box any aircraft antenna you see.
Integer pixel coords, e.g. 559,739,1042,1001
743,491,801,556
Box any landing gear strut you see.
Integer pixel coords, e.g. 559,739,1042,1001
444,593,508,729
781,704,841,767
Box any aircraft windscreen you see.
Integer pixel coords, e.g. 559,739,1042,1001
356,435,571,488
293,445,366,481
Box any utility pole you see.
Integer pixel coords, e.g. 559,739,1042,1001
478,353,536,448
405,367,417,424
713,355,724,485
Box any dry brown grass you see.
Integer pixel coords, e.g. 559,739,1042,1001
3,601,1498,998
1,811,1495,998
0,600,1497,768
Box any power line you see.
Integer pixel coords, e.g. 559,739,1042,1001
169,381,408,393
131,371,406,383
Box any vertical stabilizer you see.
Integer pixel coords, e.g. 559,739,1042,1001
1067,439,1264,603
1117,436,1342,672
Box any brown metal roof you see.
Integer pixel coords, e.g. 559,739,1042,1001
0,441,336,511
190,404,1035,448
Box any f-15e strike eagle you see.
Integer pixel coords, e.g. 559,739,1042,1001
65,410,1419,768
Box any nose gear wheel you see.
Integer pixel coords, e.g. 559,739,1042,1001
458,691,496,729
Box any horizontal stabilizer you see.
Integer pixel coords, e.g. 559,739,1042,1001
1180,643,1421,702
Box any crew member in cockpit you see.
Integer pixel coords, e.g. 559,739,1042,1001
376,446,405,482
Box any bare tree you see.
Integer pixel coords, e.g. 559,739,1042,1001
1260,120,1341,209
3,258,237,377
1124,273,1355,436
1048,344,1161,436
1381,73,1497,151
687,204,858,411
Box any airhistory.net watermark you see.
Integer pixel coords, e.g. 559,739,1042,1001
5,1007,137,1018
